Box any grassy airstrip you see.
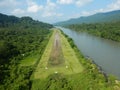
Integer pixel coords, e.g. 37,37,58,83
32,29,83,79
31,28,120,90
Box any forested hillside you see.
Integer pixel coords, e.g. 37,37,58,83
67,21,120,42
0,13,53,89
0,13,52,28
55,10,120,26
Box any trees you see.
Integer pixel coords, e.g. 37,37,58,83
0,41,19,64
0,13,53,89
67,21,120,42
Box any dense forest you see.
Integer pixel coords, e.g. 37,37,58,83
1,12,120,90
0,13,53,90
67,21,120,42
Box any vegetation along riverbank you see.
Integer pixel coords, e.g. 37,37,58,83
67,21,120,42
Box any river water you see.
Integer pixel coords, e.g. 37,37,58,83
59,27,120,79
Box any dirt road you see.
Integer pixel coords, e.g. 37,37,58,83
48,31,65,67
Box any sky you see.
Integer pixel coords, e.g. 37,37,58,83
0,0,120,23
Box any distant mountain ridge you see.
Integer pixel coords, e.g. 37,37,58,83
54,10,120,26
0,13,19,25
0,13,52,28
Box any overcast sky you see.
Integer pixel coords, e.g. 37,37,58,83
0,0,120,23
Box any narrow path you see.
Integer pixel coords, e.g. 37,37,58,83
32,28,84,79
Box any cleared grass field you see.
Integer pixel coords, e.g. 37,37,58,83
32,28,84,80
20,52,39,66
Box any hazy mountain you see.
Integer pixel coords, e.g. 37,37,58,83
0,13,53,28
54,10,120,26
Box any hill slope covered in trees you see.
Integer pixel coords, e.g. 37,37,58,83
0,13,52,28
55,10,120,26
0,13,53,90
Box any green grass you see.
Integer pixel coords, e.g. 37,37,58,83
60,30,84,73
31,28,120,90
32,29,84,80
20,52,39,66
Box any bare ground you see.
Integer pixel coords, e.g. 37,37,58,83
48,31,65,67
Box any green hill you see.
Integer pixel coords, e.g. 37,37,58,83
0,13,53,90
0,13,52,28
54,10,120,26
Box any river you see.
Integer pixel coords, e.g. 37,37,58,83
59,27,120,79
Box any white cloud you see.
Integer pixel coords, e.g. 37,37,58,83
73,0,120,19
57,0,73,4
105,0,120,12
27,5,43,13
57,0,93,7
81,11,91,16
56,13,64,17
42,0,63,17
42,0,56,17
46,0,56,9
26,0,35,6
0,0,20,7
76,0,93,7
27,0,43,13
90,0,120,14
12,8,25,15
42,12,63,17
